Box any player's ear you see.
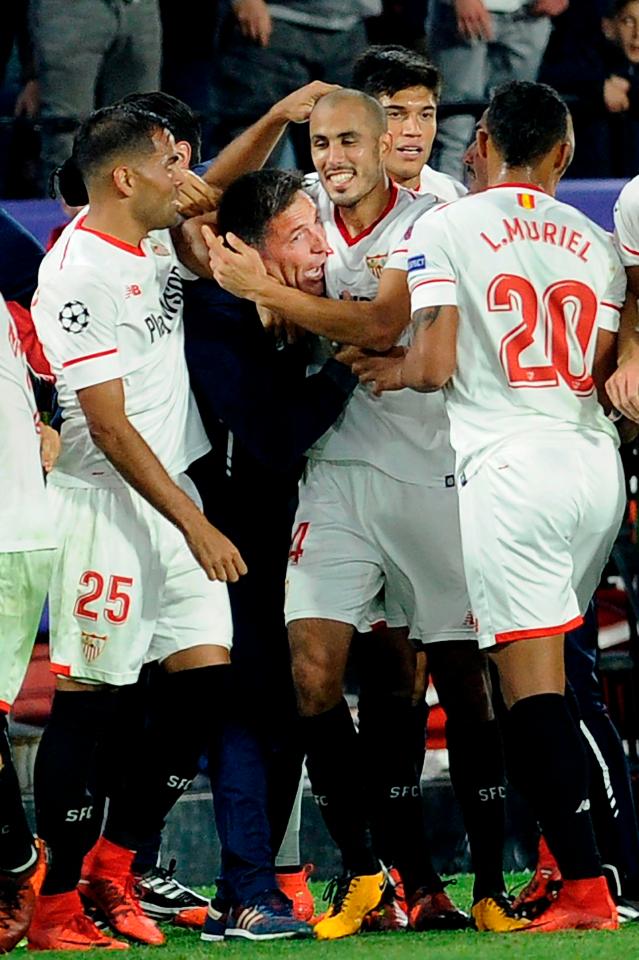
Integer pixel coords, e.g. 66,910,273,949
601,16,615,42
555,139,573,178
477,128,489,160
380,131,393,161
112,165,135,197
175,140,192,168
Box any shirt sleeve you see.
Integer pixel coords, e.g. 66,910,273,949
31,267,121,391
385,197,441,273
598,248,626,333
613,176,639,267
406,211,458,313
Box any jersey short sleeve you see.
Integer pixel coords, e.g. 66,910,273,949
33,266,121,390
598,249,626,333
614,176,639,267
405,212,458,313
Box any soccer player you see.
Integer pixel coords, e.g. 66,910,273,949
28,105,245,951
207,89,508,936
352,44,467,201
465,108,639,922
349,80,625,932
0,293,56,952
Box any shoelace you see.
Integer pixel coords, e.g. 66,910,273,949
98,874,145,918
322,874,354,913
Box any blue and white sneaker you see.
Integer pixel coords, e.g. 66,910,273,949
225,890,313,941
201,899,229,942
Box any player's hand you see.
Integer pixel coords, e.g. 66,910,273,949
606,357,639,422
528,0,568,15
203,226,268,299
178,170,222,218
271,81,342,124
604,76,631,113
454,0,493,40
173,210,220,277
335,347,407,395
40,423,61,473
184,514,248,582
232,0,272,46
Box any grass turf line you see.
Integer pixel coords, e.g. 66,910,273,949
21,873,637,957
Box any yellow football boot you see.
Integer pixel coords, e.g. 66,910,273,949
472,894,532,932
314,871,386,940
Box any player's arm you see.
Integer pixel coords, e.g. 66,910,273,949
202,81,340,192
204,228,410,350
77,378,246,582
605,272,639,420
348,305,459,393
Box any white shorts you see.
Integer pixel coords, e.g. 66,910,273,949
285,460,475,645
457,431,625,650
47,474,233,685
0,549,55,711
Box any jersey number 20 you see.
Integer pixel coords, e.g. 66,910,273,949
488,274,597,395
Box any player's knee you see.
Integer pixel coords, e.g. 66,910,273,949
431,646,494,723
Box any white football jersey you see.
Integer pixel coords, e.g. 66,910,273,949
613,174,639,266
0,295,56,551
32,213,210,488
418,164,467,202
407,183,624,476
304,176,454,485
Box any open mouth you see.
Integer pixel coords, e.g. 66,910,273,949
396,146,424,158
304,266,324,281
326,170,356,187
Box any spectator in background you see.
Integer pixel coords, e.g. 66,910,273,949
30,0,162,192
210,0,379,168
541,0,639,177
427,0,568,180
0,0,39,197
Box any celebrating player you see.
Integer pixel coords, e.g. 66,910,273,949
352,44,467,200
0,293,56,952
351,80,625,933
28,105,245,951
207,89,511,936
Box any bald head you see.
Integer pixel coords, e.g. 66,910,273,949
311,88,387,138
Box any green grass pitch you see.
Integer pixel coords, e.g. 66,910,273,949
20,874,639,957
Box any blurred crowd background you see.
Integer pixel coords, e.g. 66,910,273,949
1,0,638,199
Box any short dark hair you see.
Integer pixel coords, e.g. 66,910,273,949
72,105,168,185
352,45,441,101
607,0,636,15
486,81,569,168
217,169,305,249
119,92,202,165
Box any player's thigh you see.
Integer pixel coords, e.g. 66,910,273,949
0,549,54,710
31,0,115,114
150,474,233,665
100,0,162,103
457,438,584,649
571,437,626,612
373,477,475,646
490,10,552,86
214,16,311,129
285,462,385,631
47,485,161,686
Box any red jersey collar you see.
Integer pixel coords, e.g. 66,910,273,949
76,216,146,256
334,182,399,247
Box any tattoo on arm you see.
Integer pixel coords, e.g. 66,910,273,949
414,305,443,329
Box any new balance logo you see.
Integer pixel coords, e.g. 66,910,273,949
125,284,142,298
576,799,591,813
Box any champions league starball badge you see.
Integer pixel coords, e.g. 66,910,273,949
58,300,90,334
